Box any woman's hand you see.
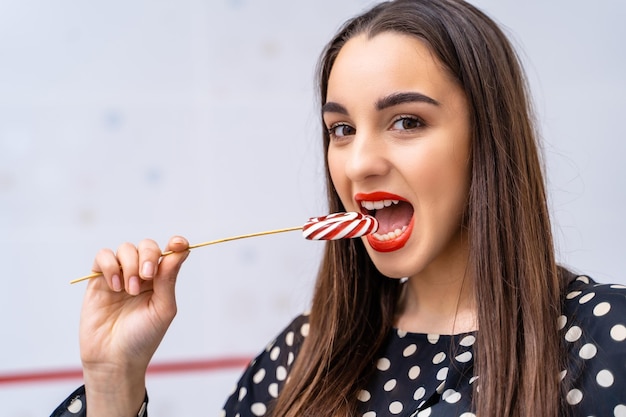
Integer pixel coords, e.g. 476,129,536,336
78,235,190,416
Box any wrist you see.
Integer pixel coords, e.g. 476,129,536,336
83,366,147,417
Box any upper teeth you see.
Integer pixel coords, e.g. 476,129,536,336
360,199,400,211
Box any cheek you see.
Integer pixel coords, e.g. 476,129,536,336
406,144,471,206
327,150,339,185
327,149,349,197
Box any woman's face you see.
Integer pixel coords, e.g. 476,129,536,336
324,32,472,280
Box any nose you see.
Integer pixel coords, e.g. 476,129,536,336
343,133,390,182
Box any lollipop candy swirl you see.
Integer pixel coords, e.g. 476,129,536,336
302,212,378,240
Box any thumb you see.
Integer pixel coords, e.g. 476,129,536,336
151,236,190,311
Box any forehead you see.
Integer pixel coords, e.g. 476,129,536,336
327,32,457,101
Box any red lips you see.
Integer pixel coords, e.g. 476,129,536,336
355,192,415,253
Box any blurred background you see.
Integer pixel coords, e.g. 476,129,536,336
0,0,624,415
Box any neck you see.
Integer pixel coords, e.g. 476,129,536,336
394,250,477,335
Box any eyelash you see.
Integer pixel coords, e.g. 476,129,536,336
390,115,426,131
327,123,355,140
326,115,426,140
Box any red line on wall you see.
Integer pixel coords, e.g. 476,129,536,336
0,356,252,386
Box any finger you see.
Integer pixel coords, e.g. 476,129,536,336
116,242,140,295
164,235,190,254
92,248,123,292
151,236,190,310
137,238,162,280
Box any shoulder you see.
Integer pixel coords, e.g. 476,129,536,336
559,275,626,411
244,312,310,380
221,313,310,416
561,275,626,336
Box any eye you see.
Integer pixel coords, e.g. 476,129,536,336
390,115,424,131
328,123,356,139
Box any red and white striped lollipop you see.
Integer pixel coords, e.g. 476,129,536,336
71,212,379,284
302,212,378,240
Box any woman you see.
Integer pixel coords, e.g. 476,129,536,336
51,0,626,416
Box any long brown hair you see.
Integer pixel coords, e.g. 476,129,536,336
272,1,567,416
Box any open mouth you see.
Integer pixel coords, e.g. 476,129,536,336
358,194,415,252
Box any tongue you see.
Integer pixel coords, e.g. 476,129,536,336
374,202,413,234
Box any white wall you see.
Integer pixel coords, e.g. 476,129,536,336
0,1,624,415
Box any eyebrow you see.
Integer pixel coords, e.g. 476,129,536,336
321,91,440,115
321,101,348,115
376,91,440,110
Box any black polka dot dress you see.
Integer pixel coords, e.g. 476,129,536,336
50,275,626,417
220,276,626,417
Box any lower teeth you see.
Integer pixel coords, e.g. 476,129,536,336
373,225,407,241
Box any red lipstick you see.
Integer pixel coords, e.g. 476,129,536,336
355,192,414,253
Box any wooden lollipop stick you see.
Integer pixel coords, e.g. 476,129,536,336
69,226,302,285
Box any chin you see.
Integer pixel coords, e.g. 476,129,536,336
365,248,420,279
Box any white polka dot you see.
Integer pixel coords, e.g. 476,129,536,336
67,398,83,413
593,301,611,316
577,275,590,284
459,335,476,346
251,402,267,416
610,284,626,289
253,369,266,383
397,329,407,338
597,369,614,388
460,414,477,417
559,370,567,381
363,412,376,417
377,357,391,371
442,389,462,404
455,351,472,363
469,376,479,384
436,381,445,393
384,379,397,391
238,387,247,401
566,389,583,405
427,334,440,344
436,367,449,381
611,324,626,342
432,352,446,364
389,401,403,414
357,389,371,402
285,331,294,346
414,386,426,400
566,291,582,300
268,383,279,398
287,352,294,366
557,315,567,330
403,343,417,356
300,323,309,337
417,407,432,416
565,326,582,342
408,365,421,380
615,404,626,417
276,366,287,381
579,343,597,359
579,292,595,304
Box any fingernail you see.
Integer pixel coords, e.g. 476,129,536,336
112,274,122,292
129,276,141,295
141,261,155,278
